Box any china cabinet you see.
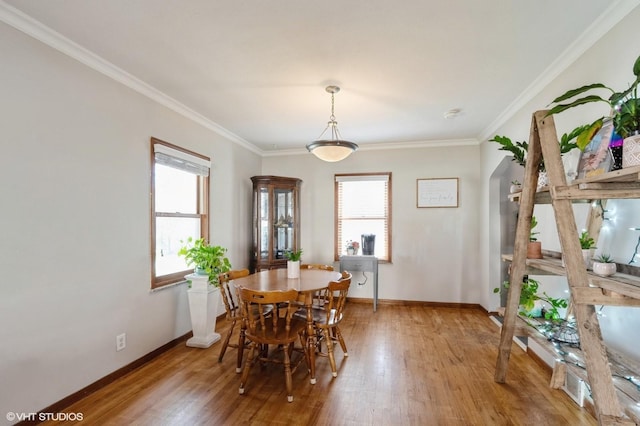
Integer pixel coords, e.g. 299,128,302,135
250,176,301,272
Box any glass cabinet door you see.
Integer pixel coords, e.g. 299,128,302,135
273,188,294,259
258,187,269,261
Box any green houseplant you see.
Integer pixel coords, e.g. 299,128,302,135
285,248,303,278
494,277,568,321
178,237,232,286
592,253,617,277
547,53,640,149
284,249,303,262
490,125,589,188
578,231,596,270
527,216,543,259
579,231,596,250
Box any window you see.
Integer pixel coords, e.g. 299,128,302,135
335,173,391,262
151,138,210,288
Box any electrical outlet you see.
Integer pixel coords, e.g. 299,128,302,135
116,333,126,351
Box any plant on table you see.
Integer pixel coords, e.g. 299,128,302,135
178,237,231,286
284,249,303,262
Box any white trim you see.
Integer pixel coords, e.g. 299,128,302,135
0,1,262,156
149,280,188,293
478,0,640,142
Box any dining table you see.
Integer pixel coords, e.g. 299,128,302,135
233,267,342,384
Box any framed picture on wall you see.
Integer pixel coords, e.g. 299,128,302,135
577,119,614,180
416,177,459,208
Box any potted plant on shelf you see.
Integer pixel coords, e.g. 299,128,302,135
592,253,617,277
527,216,543,259
510,180,522,193
494,277,568,321
178,237,231,287
579,231,597,270
547,53,640,169
490,125,588,189
285,248,303,278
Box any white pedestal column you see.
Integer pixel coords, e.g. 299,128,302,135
185,274,221,348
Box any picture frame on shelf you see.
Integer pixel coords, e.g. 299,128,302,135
577,119,614,180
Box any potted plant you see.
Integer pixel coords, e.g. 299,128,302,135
547,53,640,168
178,237,232,349
494,277,568,321
578,231,597,270
285,248,303,278
490,125,588,189
178,237,232,286
592,253,617,277
510,180,522,193
527,216,543,259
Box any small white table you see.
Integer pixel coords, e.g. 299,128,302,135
339,255,379,312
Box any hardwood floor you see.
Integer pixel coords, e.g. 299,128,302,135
41,304,596,425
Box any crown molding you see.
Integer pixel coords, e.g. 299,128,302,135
0,1,263,156
478,0,640,142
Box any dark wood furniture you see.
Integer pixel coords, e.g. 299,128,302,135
232,268,342,384
250,175,302,272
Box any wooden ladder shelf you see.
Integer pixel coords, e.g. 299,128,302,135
494,110,640,426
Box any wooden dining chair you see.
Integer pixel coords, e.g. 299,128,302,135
237,288,308,402
300,263,334,271
218,269,250,372
300,263,334,307
306,271,352,378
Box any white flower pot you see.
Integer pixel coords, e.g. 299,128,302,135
582,249,593,270
537,171,549,190
622,133,640,168
287,260,300,278
592,262,616,277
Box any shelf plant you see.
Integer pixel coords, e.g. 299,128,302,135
178,237,231,286
579,231,596,250
494,277,568,321
527,216,543,259
546,53,640,147
577,231,596,270
592,253,617,277
489,124,589,172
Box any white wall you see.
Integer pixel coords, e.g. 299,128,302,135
0,21,260,420
262,144,482,304
479,6,640,361
2,4,639,420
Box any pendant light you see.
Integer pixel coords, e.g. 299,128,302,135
306,86,358,162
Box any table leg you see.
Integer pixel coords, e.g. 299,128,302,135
306,303,317,384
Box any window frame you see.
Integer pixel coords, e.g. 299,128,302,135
334,172,392,263
150,137,210,289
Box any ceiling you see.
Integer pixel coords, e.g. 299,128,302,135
2,0,636,155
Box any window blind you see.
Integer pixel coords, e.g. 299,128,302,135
154,143,210,177
336,173,390,261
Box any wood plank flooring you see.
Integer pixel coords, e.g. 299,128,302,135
40,304,596,425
